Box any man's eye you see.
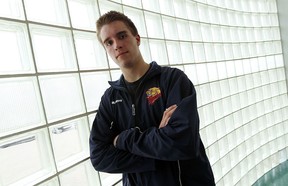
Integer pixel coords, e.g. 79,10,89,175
119,33,127,39
105,40,113,46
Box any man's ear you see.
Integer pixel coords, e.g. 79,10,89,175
136,34,140,46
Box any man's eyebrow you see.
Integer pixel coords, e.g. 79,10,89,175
116,30,127,36
103,37,110,45
102,30,127,44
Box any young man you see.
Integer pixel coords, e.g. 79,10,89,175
89,11,215,186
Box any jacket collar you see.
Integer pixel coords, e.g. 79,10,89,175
108,61,161,90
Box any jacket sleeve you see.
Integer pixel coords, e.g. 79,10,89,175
89,93,155,173
115,70,201,161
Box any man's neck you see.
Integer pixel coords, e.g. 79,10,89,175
122,61,150,83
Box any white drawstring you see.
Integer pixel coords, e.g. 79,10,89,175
177,160,183,186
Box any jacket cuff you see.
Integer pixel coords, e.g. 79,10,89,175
115,129,128,151
116,127,141,151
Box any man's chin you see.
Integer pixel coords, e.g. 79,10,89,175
117,60,134,68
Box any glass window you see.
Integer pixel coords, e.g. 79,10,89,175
214,44,225,61
196,63,209,84
236,12,245,27
248,42,257,57
139,38,152,62
98,0,122,15
211,25,222,42
88,113,96,129
123,7,147,37
205,0,217,6
207,143,220,165
166,41,182,65
37,177,59,186
218,8,228,25
232,43,242,59
220,79,231,98
162,16,178,40
122,0,142,8
230,27,240,42
184,64,198,85
107,54,118,69
176,19,191,41
149,39,168,65
201,24,213,42
199,84,213,105
110,69,122,81
197,4,210,23
74,31,108,70
29,24,77,72
210,81,222,101
246,28,255,42
173,0,188,19
207,62,218,81
206,121,218,145
227,10,236,26
217,61,227,80
0,77,45,137
226,60,236,78
0,0,25,20
275,54,284,68
99,172,122,186
228,78,239,95
243,13,253,27
189,22,203,41
240,43,250,58
80,71,111,111
204,43,216,62
208,6,219,24
59,160,101,186
186,1,200,21
223,43,234,60
24,0,69,26
193,43,206,62
142,0,160,12
180,42,194,64
0,129,56,185
271,27,281,40
221,26,232,42
67,0,100,30
39,74,85,122
159,0,175,16
0,0,287,185
144,12,164,39
49,117,90,170
266,55,276,69
0,20,34,75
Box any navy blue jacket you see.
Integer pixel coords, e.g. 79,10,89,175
89,62,215,186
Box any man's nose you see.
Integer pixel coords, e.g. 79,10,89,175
114,40,122,50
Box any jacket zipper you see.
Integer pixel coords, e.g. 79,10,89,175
177,160,183,186
129,66,150,128
131,104,136,116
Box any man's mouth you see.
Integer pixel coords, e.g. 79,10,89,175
116,51,128,59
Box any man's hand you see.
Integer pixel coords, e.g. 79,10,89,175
113,135,119,147
159,104,177,128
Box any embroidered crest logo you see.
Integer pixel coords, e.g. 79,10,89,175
146,87,161,105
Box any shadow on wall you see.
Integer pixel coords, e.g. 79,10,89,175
253,160,288,186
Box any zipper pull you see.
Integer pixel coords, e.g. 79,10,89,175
132,104,136,116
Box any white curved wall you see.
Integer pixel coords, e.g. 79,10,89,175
0,0,287,185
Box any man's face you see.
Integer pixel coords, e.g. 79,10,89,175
99,21,141,69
